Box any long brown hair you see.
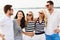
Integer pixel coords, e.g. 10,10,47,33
14,10,25,28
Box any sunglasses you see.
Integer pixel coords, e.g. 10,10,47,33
40,13,43,14
27,14,32,16
39,12,43,14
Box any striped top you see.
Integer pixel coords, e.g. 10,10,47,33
25,21,35,32
35,18,45,33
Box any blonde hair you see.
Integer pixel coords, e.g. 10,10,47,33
44,12,47,27
43,10,47,27
26,11,34,26
26,11,34,21
39,10,47,27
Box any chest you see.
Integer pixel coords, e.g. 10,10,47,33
36,20,45,27
2,19,13,29
47,12,59,21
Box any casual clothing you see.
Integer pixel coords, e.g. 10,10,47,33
45,33,60,40
45,9,60,40
0,15,14,40
33,18,46,40
23,34,45,40
32,34,45,40
25,21,35,32
45,9,60,35
35,18,45,34
13,20,22,40
22,21,35,40
22,34,33,40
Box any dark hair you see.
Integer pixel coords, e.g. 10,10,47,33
4,5,12,13
47,1,54,5
15,10,25,29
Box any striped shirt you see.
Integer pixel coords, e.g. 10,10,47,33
35,18,45,34
25,21,35,32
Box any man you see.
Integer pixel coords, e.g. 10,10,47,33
45,0,60,40
0,5,14,40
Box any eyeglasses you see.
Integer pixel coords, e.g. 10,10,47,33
27,14,32,16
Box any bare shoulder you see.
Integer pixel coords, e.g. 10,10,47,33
33,18,37,23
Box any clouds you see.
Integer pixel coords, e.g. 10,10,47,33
0,0,60,9
0,0,60,19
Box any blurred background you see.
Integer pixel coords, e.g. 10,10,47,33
0,0,60,18
0,0,60,40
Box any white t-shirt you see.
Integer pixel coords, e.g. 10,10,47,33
45,9,60,35
0,15,14,40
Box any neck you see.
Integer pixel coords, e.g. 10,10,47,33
48,8,54,14
17,19,21,22
17,19,21,26
39,17,43,20
5,13,11,18
39,17,43,23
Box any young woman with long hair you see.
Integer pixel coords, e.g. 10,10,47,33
22,11,35,40
13,10,25,40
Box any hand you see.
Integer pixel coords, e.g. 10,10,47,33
54,29,60,33
0,34,5,40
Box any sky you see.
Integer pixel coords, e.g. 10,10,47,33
0,0,60,18
0,0,60,9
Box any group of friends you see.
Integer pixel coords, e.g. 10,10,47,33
0,0,60,40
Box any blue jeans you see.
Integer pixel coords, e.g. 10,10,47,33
45,33,60,40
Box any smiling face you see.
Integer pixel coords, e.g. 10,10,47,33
8,7,13,15
17,12,23,20
26,11,33,21
39,10,45,18
46,1,54,10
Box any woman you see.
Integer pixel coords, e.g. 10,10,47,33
13,10,25,40
33,10,47,40
22,11,35,40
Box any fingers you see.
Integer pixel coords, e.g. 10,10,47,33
54,29,60,33
0,34,5,40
